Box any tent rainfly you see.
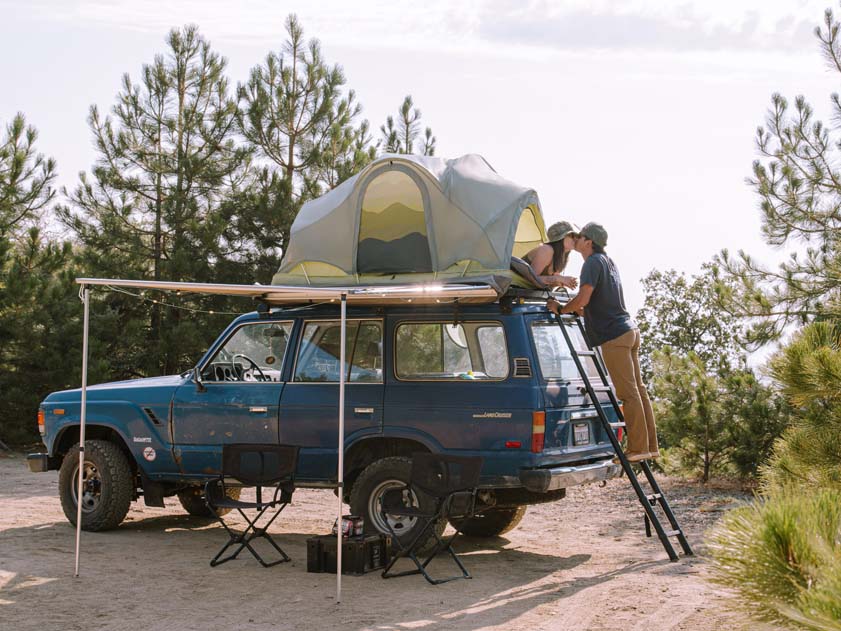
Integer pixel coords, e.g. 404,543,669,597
273,154,547,293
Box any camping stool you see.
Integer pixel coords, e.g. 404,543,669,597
205,443,299,568
381,452,483,585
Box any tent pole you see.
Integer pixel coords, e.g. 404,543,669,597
336,293,347,603
74,285,91,578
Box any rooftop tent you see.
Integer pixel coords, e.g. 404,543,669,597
272,154,547,293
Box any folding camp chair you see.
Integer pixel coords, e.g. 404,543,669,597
205,444,299,568
381,453,483,585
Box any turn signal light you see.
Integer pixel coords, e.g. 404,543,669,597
531,411,545,453
37,409,45,435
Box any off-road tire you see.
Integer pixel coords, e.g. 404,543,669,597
177,486,242,517
450,505,528,537
58,440,134,531
349,456,446,553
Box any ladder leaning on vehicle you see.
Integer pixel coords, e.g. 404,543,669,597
554,310,693,562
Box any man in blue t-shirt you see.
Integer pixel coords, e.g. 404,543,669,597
547,222,659,463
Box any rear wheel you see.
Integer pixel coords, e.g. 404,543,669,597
450,505,528,537
177,486,242,517
58,440,134,531
349,456,445,552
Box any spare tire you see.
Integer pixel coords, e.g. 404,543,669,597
450,506,527,537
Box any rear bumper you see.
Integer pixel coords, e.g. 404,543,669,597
27,453,53,473
519,459,621,493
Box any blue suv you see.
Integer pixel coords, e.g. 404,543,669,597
29,293,621,546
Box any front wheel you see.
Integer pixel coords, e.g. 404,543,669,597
349,456,445,552
58,440,134,531
449,506,528,537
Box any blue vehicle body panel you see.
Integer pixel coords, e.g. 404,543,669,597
38,302,620,492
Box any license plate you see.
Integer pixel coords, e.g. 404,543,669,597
573,422,590,446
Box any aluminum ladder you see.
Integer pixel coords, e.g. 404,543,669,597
554,312,694,562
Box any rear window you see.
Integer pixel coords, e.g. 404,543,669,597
530,320,599,381
395,321,509,380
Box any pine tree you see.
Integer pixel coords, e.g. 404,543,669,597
0,113,56,236
0,114,84,445
239,14,372,211
380,95,436,156
714,8,841,345
58,25,249,377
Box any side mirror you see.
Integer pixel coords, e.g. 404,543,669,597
194,366,207,393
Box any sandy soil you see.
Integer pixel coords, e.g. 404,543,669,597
0,452,774,631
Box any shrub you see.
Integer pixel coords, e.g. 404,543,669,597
707,488,841,630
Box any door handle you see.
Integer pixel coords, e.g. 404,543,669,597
249,407,268,413
354,407,374,415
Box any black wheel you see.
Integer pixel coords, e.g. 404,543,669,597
58,440,134,531
349,456,445,552
449,505,528,537
177,485,242,517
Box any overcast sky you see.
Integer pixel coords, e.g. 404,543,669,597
1,0,835,313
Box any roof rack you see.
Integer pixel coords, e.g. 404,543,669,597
502,286,572,305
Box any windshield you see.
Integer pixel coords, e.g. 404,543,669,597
530,320,599,381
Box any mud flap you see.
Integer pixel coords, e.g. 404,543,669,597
140,474,166,507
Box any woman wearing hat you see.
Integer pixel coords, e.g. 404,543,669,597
523,221,580,289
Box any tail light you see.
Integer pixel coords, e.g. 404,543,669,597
531,411,545,453
617,427,624,442
37,409,45,435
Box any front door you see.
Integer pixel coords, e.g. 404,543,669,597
171,320,294,475
279,318,385,482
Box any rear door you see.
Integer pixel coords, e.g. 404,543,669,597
278,318,385,482
527,315,615,455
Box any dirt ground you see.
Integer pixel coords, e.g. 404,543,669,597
0,452,775,631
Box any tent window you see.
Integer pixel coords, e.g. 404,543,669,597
357,169,432,274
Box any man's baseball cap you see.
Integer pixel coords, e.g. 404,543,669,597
579,222,608,247
546,220,580,243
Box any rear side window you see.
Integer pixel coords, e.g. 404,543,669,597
530,321,599,381
395,322,509,380
294,320,383,382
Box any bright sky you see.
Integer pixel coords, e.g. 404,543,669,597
1,0,834,314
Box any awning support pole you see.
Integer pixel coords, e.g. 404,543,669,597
74,285,91,577
336,292,347,603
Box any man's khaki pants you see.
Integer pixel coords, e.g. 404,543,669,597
599,329,659,456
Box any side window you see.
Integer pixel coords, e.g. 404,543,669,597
395,322,509,381
202,322,292,382
293,320,383,383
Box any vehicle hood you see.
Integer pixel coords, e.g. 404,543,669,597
44,374,187,403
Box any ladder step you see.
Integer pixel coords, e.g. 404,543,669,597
663,529,682,537
646,493,662,501
575,350,597,357
609,422,626,428
590,386,613,393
